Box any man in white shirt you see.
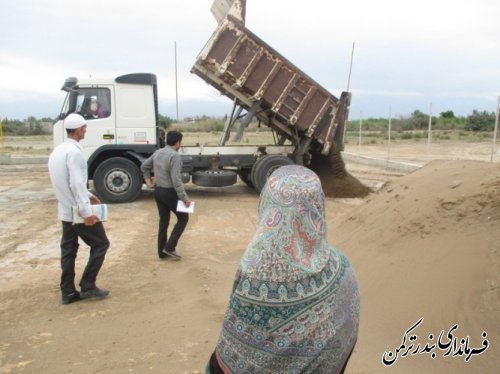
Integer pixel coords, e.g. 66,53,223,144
48,113,110,305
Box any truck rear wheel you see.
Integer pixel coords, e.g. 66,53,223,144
192,169,237,187
251,155,295,192
93,157,143,203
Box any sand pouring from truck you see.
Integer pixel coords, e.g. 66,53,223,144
52,0,369,203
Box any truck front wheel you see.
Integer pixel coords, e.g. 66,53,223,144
93,157,143,203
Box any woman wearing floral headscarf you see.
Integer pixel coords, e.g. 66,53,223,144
207,165,360,373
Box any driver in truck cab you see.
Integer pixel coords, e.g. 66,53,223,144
80,97,107,119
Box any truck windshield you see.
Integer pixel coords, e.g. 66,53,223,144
59,88,111,120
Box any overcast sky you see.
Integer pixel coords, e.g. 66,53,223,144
1,0,499,121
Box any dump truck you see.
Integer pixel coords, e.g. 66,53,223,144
52,0,361,203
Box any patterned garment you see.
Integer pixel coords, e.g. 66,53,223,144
214,165,360,373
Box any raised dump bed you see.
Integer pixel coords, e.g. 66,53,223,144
192,0,351,156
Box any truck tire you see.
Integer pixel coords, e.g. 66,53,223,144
93,157,143,203
192,170,237,187
251,155,295,192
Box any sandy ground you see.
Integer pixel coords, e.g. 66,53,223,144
0,141,499,373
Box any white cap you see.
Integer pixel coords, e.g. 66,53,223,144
64,113,87,130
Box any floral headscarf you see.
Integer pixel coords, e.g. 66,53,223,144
215,165,360,373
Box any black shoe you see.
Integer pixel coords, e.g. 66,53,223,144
81,287,110,299
161,249,181,260
62,291,82,305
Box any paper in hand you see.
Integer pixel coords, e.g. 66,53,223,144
72,204,108,224
177,200,194,213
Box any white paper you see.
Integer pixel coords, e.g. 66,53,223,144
177,200,194,213
72,204,108,224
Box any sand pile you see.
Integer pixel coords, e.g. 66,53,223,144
1,158,498,373
332,160,500,373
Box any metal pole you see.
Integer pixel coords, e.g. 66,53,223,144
427,102,432,157
387,106,392,164
174,41,179,122
492,96,500,162
342,42,355,143
0,119,3,153
346,42,355,93
358,111,362,154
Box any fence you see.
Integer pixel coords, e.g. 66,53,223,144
346,98,500,165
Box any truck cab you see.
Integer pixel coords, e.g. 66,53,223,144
54,73,163,203
54,73,161,156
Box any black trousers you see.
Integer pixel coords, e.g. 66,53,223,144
60,221,109,295
154,187,189,258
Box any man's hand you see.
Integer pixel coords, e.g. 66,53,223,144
145,178,156,189
90,195,101,205
184,200,192,208
84,215,99,226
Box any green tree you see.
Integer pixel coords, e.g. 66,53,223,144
440,110,455,119
408,110,430,129
158,114,174,130
26,116,44,135
465,110,495,131
2,118,26,135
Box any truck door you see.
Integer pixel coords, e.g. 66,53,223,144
75,86,116,153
